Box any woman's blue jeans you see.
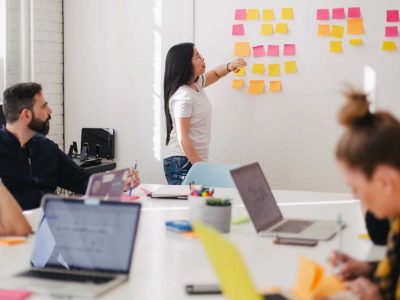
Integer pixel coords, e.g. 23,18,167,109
163,156,192,185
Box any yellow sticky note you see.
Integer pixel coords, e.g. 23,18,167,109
382,41,396,51
275,23,288,34
249,80,265,95
358,233,370,240
330,41,343,53
350,38,363,45
252,64,264,74
247,9,259,20
347,18,364,35
269,81,281,92
331,25,344,38
292,256,325,299
261,24,273,35
234,67,245,76
234,42,250,57
232,79,244,89
284,61,297,73
262,9,274,21
281,8,294,20
268,64,280,76
318,24,330,36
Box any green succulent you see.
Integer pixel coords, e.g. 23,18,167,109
206,198,231,206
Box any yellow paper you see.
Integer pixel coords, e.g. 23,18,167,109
358,233,370,240
247,9,259,20
318,24,330,36
252,64,264,74
269,81,281,92
261,24,273,35
249,80,265,94
232,79,244,89
331,25,344,38
268,64,280,76
382,41,396,51
234,42,250,57
281,8,294,20
284,61,297,73
330,41,343,53
350,38,363,45
347,18,364,35
234,67,245,76
314,275,345,298
262,9,274,21
276,23,288,34
194,223,263,300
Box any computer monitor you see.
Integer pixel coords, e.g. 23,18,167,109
81,128,115,159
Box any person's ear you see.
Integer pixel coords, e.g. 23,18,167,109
373,165,397,195
20,108,32,123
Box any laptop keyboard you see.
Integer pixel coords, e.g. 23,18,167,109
271,220,314,234
17,270,115,284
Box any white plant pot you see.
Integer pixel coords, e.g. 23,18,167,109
202,205,232,233
188,195,210,222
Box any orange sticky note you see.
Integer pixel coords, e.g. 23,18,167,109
233,67,245,76
268,64,280,76
269,81,281,92
262,9,274,21
331,25,344,38
318,24,330,36
330,41,343,53
347,18,364,35
349,38,363,46
247,9,259,20
234,42,250,57
314,275,345,298
0,238,26,246
232,79,244,89
276,23,288,34
261,24,273,35
249,80,265,94
382,41,396,51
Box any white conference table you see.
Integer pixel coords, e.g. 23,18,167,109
0,184,385,299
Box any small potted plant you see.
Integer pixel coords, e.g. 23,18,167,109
202,198,232,233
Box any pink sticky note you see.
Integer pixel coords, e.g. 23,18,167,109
348,7,361,18
317,9,329,20
0,290,31,300
232,24,244,36
253,45,265,57
235,9,246,20
267,45,279,57
386,26,399,37
387,10,399,22
332,8,345,19
283,44,296,56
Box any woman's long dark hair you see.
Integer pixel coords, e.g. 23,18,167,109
164,43,194,145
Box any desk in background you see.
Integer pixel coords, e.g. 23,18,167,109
72,158,116,174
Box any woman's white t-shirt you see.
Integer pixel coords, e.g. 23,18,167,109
163,75,212,161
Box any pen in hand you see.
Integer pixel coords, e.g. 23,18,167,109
129,161,138,196
333,214,344,275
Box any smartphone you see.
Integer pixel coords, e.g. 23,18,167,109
264,293,289,300
273,237,318,247
185,284,221,295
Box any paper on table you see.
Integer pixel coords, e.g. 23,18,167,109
0,237,26,246
318,24,330,36
267,45,279,56
261,24,273,35
235,9,246,20
331,25,344,38
232,79,244,89
268,64,280,76
262,9,274,21
247,9,259,20
347,18,364,35
150,185,197,199
252,45,265,57
387,10,400,22
330,41,343,53
284,61,297,73
249,80,265,94
276,23,288,34
332,8,345,19
348,7,361,19
269,81,281,92
382,41,396,51
281,8,294,20
234,42,250,57
252,64,265,74
0,290,32,300
232,24,244,36
317,9,329,20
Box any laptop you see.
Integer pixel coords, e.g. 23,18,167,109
85,168,129,199
230,163,341,241
3,195,141,298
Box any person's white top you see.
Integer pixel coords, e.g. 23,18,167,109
163,75,212,161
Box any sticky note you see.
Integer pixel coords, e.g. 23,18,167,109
232,24,244,36
276,23,288,34
283,44,296,56
247,9,259,20
318,24,330,36
382,41,396,51
331,25,344,38
232,79,244,89
267,45,279,56
387,10,400,22
252,64,264,74
317,9,329,20
234,42,250,57
234,67,245,76
261,24,273,35
314,276,345,299
268,64,280,76
386,26,398,37
281,8,294,20
235,9,246,21
249,80,265,95
262,9,274,21
269,81,281,92
252,45,265,57
332,8,345,19
0,238,26,246
348,7,361,19
347,18,364,35
349,38,363,45
284,61,297,73
330,41,343,53
0,290,32,300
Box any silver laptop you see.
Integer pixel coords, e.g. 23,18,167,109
85,168,128,199
230,163,341,241
5,196,141,298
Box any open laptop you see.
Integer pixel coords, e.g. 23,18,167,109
85,168,128,199
3,195,141,298
230,163,341,241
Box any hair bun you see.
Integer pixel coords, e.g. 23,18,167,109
338,90,371,127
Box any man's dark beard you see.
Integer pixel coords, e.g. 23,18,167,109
28,114,51,136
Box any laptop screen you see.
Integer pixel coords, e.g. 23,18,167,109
230,163,283,233
31,197,141,274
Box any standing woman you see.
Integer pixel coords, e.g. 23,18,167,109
163,43,246,185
